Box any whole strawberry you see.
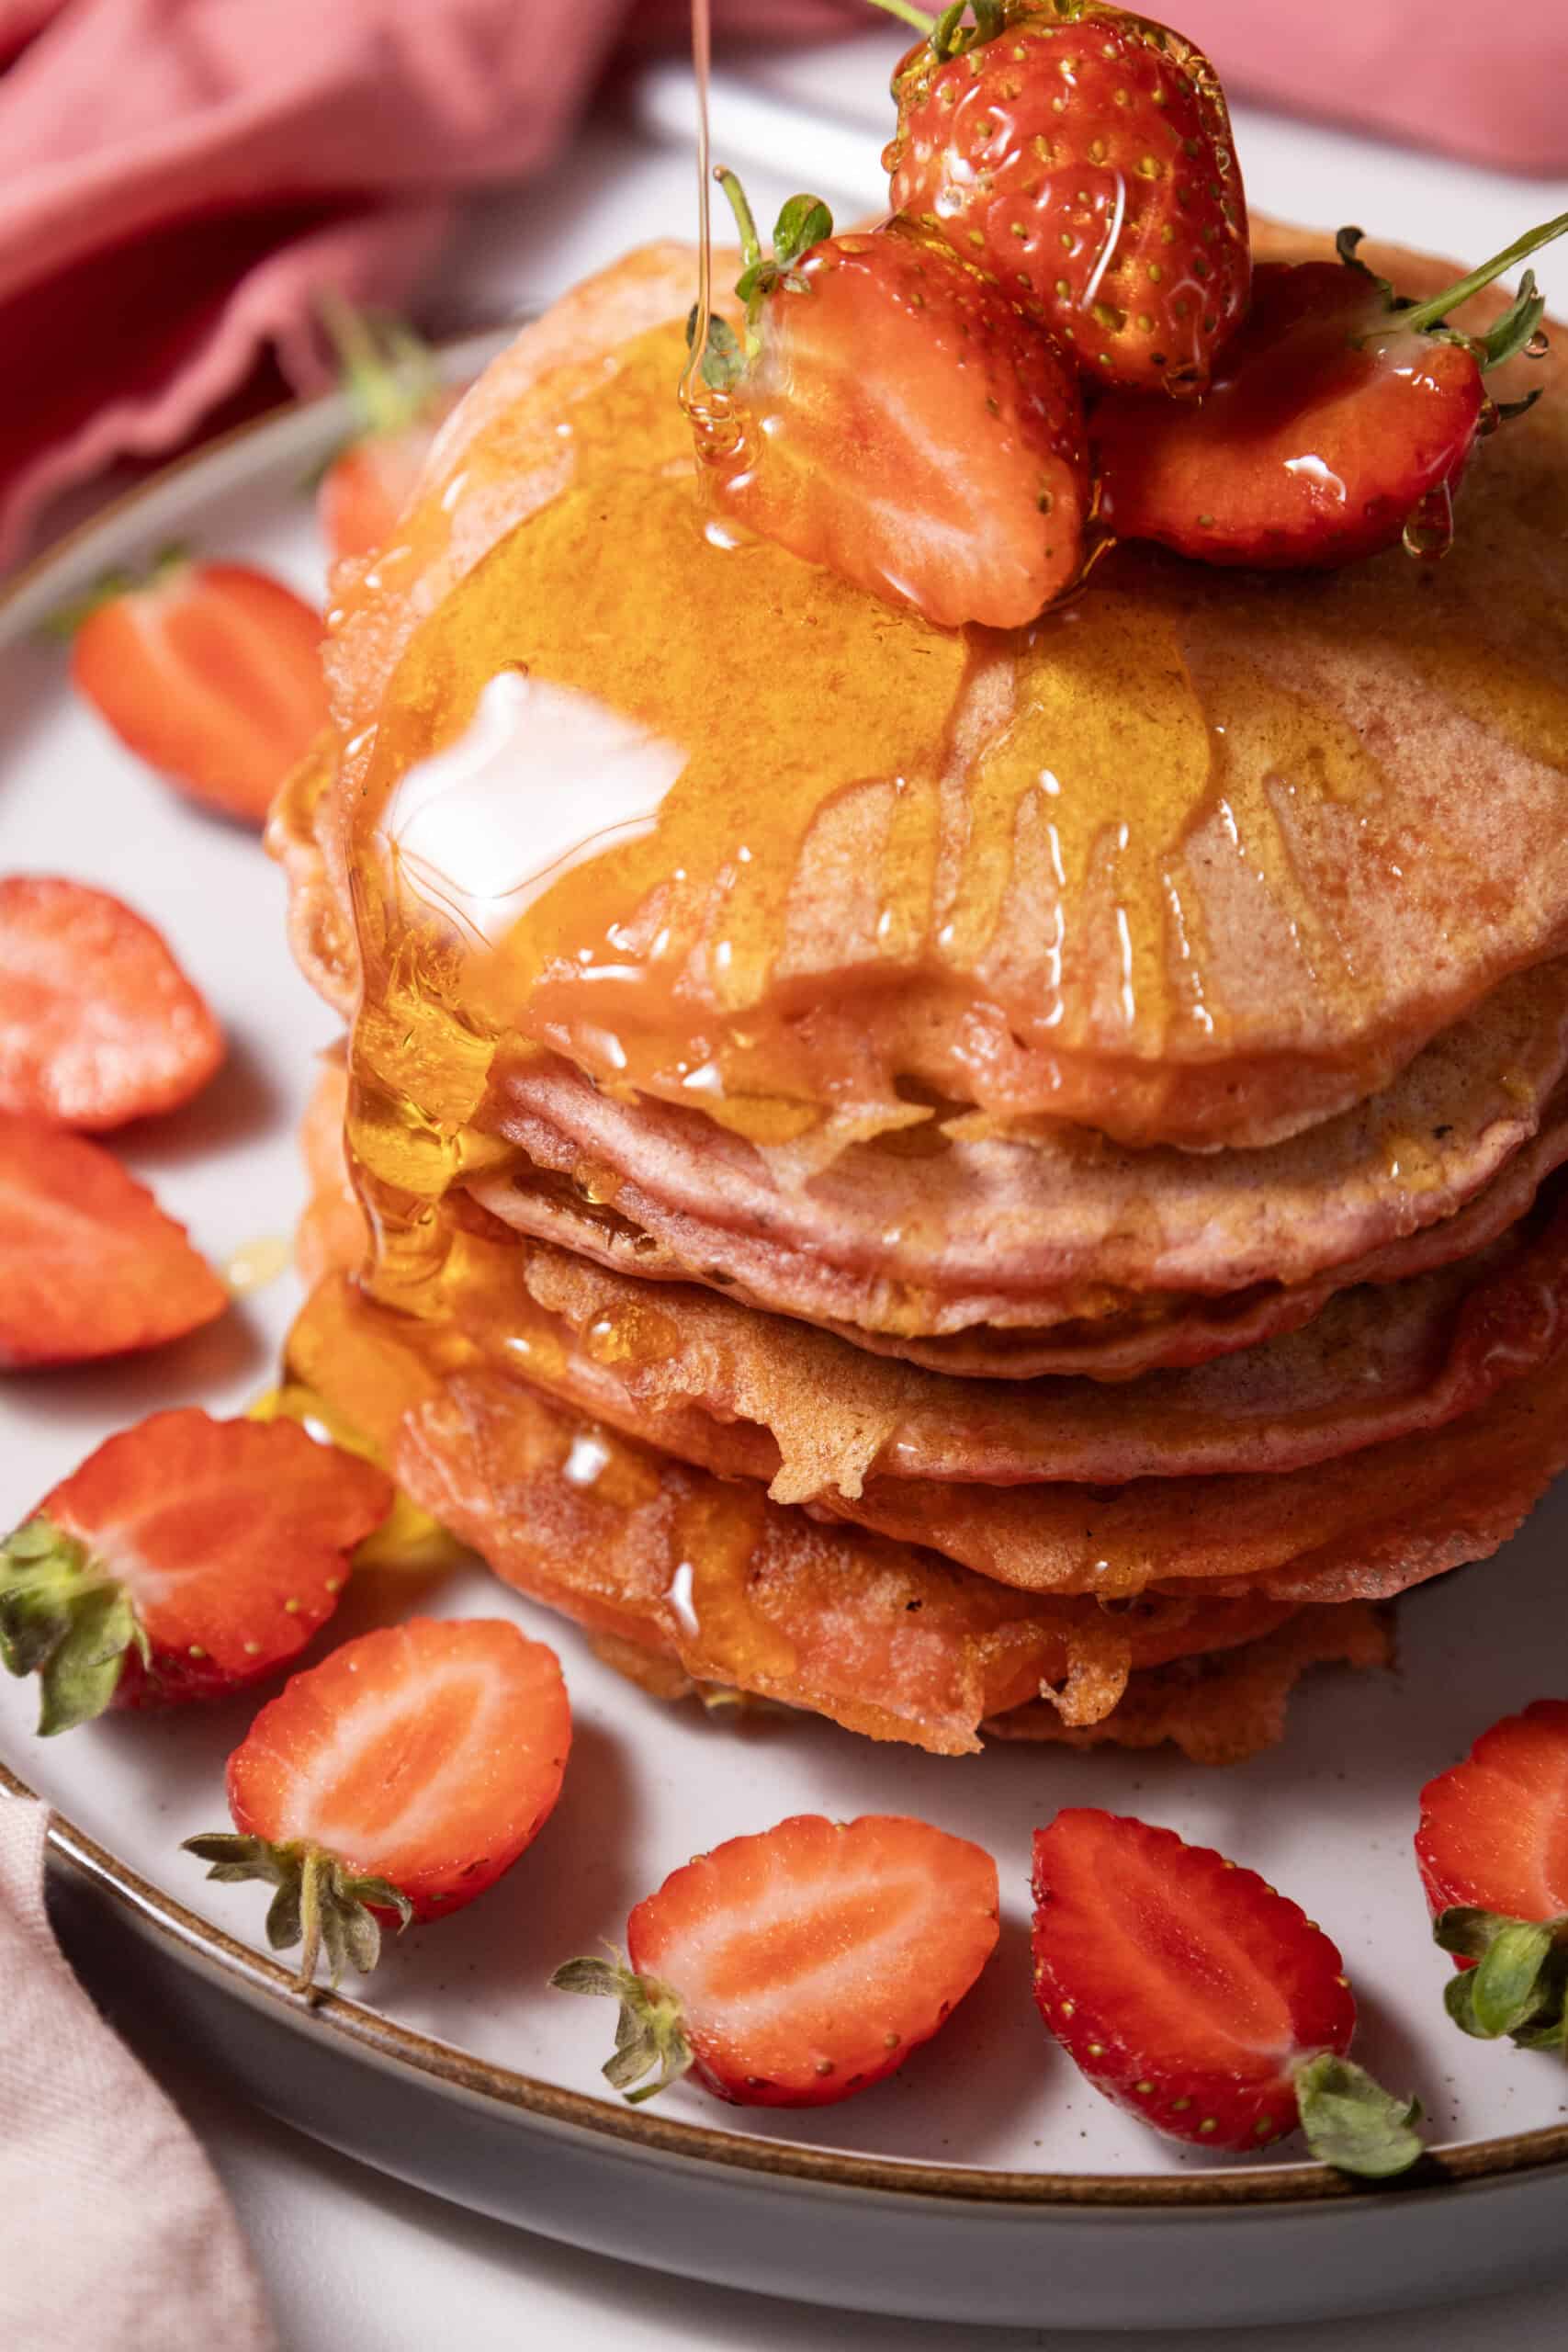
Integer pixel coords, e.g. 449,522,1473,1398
882,0,1248,394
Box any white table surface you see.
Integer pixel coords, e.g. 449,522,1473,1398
33,31,1568,2347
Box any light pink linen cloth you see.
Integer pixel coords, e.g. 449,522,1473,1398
0,1796,276,2351
4,0,1567,563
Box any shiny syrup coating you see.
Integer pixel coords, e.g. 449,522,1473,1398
886,0,1248,393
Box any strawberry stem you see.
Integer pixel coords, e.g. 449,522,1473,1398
1379,209,1568,349
319,299,439,443
297,1847,325,1994
714,166,761,276
863,0,937,30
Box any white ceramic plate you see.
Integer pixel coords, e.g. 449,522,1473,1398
4,350,1568,2335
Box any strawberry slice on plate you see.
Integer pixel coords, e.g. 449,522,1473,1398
0,875,222,1130
0,1408,389,1733
315,304,455,567
1094,211,1567,569
65,554,328,827
554,1812,998,2107
0,1116,228,1367
881,0,1248,394
186,1618,570,1988
1416,1700,1568,2051
693,175,1089,628
1031,1809,1424,2176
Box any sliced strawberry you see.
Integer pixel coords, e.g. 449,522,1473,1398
67,556,328,827
315,305,454,566
883,0,1248,395
186,1617,570,1987
0,876,223,1130
0,1116,228,1367
1416,1701,1568,2051
554,1813,998,2107
694,178,1088,628
1031,1810,1423,2175
0,1408,389,1733
1095,214,1566,569
249,1380,464,1576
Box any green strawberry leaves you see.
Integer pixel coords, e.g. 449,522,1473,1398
184,1833,414,1994
1345,208,1566,375
718,168,834,322
682,171,833,389
1292,2052,1426,2180
1435,1905,1568,2050
550,1951,694,2104
0,1515,148,1734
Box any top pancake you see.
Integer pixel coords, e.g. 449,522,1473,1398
284,224,1568,1168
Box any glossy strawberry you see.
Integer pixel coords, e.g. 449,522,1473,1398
186,1618,570,1987
554,1813,998,2106
0,1116,228,1367
1032,1810,1423,2175
0,876,222,1130
882,0,1247,394
694,177,1088,628
1095,214,1566,568
1416,1700,1568,2052
67,556,328,826
0,1409,389,1732
316,305,454,567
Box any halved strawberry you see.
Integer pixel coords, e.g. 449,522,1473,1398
553,1812,998,2107
1094,213,1566,569
0,1408,389,1733
0,1116,228,1367
1416,1701,1568,2052
694,175,1088,628
316,305,455,566
1031,1810,1423,2176
882,0,1248,394
0,875,223,1130
186,1617,570,1987
66,555,328,826
250,1380,464,1576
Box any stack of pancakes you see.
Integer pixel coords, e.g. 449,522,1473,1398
275,223,1568,1764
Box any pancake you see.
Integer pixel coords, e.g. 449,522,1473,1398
472,1058,1568,1376
389,1362,1298,1754
984,1605,1393,1768
589,1602,1394,1771
474,1192,1568,1498
298,1058,1568,1497
481,956,1568,1335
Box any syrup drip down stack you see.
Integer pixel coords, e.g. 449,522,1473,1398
274,222,1568,1764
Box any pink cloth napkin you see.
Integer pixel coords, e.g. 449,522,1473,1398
3,0,1565,566
0,1796,276,2351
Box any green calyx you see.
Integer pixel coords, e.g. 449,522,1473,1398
39,544,189,644
1435,1905,1568,2049
550,1951,694,2104
319,297,441,445
865,0,1011,62
0,1517,146,1735
183,1832,413,1994
1342,209,1566,373
1292,2051,1426,2181
684,171,833,390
